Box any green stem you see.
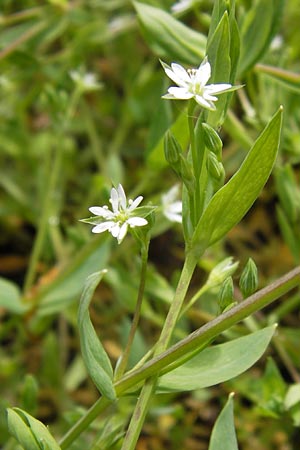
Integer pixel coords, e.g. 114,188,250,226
59,266,300,448
59,397,112,449
23,146,62,294
120,250,198,450
187,102,198,227
114,242,149,380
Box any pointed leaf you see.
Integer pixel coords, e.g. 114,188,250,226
78,271,116,400
207,12,231,127
208,394,239,450
134,2,206,64
158,325,276,392
191,107,282,256
7,408,61,450
7,409,40,450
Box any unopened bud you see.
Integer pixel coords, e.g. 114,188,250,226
164,131,182,168
207,151,225,181
202,123,223,161
206,257,239,289
218,277,234,312
239,258,258,298
179,154,195,193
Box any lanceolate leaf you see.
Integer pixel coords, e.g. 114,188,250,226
134,2,206,65
158,325,276,392
191,107,282,256
208,394,239,450
78,271,115,400
7,408,61,450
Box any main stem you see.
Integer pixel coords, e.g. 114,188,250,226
120,250,198,450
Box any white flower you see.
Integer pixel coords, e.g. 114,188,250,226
88,184,148,244
70,70,102,92
161,58,234,111
162,185,182,223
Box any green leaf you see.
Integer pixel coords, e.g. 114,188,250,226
78,271,115,400
0,277,28,314
134,2,206,65
7,408,61,450
208,394,239,450
239,0,284,74
206,1,240,126
191,107,282,256
206,12,231,128
158,325,276,392
7,409,40,450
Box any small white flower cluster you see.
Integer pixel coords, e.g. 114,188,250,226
87,184,148,244
161,58,234,111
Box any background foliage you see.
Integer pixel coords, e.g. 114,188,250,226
1,0,300,449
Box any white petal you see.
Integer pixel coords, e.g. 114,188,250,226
127,217,148,227
117,223,128,243
162,185,180,204
128,195,143,211
203,91,218,102
195,95,216,110
168,87,194,99
117,184,127,209
196,58,211,85
164,211,182,223
110,222,121,238
89,206,114,218
110,187,119,213
167,201,182,214
170,63,191,83
164,66,189,87
92,222,114,233
205,83,232,94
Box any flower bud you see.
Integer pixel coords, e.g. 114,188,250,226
179,154,195,193
218,277,234,312
202,123,223,161
164,131,182,169
207,151,225,182
206,257,239,289
239,258,258,298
